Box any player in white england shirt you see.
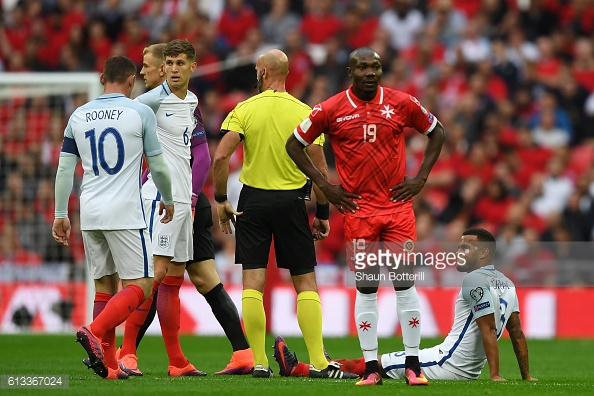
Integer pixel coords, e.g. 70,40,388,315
52,56,174,380
275,228,537,382
135,39,204,376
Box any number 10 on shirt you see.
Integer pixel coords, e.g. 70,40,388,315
84,127,124,176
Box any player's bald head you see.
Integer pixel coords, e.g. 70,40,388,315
348,47,380,67
257,49,289,77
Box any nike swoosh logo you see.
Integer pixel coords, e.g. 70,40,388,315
165,113,174,117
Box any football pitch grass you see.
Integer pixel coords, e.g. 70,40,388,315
1,335,593,395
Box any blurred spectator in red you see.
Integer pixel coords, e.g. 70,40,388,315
216,0,258,52
572,37,594,92
379,0,423,52
300,0,343,45
260,0,300,46
61,0,87,32
474,179,515,232
456,141,494,186
118,17,148,67
560,0,594,36
284,29,313,100
3,4,30,53
420,144,457,214
476,59,508,102
343,0,378,50
88,19,112,72
535,36,562,87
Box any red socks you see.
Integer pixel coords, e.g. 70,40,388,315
120,280,159,356
335,357,366,377
291,362,310,377
92,292,117,369
90,285,145,340
157,275,186,367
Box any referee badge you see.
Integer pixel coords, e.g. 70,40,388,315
158,235,170,249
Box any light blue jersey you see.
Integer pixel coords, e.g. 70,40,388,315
439,266,519,378
62,93,161,230
137,81,198,204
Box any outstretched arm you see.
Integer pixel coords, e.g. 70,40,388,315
506,312,537,381
475,314,505,381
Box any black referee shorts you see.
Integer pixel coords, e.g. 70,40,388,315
235,185,316,275
187,191,215,266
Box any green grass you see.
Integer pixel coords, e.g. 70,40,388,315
0,335,593,395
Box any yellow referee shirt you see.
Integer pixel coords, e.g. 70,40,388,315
221,90,324,190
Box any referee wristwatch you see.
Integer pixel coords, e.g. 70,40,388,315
214,194,228,203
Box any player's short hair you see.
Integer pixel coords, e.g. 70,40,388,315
463,228,497,258
143,43,167,64
164,39,195,61
348,46,379,67
103,56,137,84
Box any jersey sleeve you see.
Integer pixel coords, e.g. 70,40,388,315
462,272,495,320
135,87,164,114
293,103,328,146
138,104,162,157
220,106,245,138
60,116,79,157
405,95,438,135
512,295,520,313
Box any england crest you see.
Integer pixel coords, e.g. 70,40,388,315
158,234,170,249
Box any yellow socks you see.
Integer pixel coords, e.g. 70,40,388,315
242,289,268,367
297,291,328,370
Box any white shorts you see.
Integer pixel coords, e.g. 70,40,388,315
144,199,193,262
82,229,154,280
380,346,472,380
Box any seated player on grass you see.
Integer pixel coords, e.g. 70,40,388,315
274,228,538,383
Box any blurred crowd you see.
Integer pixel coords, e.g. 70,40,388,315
1,0,594,286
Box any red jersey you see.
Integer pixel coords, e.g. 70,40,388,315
295,86,438,218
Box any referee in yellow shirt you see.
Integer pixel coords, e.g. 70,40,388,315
213,49,358,379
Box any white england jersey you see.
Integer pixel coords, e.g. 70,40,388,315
436,266,519,379
64,93,162,230
137,82,197,204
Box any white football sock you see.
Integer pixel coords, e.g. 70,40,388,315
396,286,421,356
355,290,379,362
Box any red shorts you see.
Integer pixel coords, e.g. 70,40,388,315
344,212,417,271
343,211,417,243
